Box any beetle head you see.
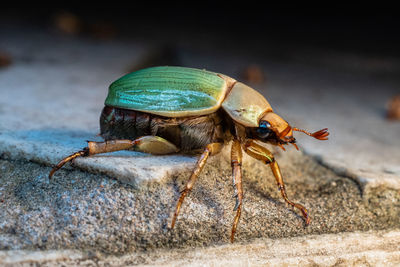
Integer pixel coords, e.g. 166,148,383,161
250,112,329,151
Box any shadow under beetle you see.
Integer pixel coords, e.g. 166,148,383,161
49,66,329,242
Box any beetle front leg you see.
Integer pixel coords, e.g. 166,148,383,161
170,142,223,229
243,140,310,225
230,139,243,242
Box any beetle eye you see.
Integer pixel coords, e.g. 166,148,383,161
257,120,272,138
259,121,271,129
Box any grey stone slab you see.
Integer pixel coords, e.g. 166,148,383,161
1,230,399,266
1,155,399,252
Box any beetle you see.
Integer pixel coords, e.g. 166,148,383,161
49,66,329,242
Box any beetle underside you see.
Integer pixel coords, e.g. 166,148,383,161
100,106,230,152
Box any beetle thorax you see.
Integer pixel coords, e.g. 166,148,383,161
221,82,272,128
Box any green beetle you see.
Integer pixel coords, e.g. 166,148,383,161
50,66,329,242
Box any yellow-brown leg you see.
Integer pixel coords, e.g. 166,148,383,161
49,136,179,179
243,140,310,225
170,142,223,229
49,139,135,179
230,139,243,242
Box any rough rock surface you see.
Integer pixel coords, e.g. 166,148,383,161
0,153,399,253
1,21,399,265
1,230,399,266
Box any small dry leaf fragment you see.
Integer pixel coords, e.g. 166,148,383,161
386,95,400,120
54,12,82,35
240,64,265,84
0,52,12,68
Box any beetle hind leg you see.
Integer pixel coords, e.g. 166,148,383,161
49,136,179,179
49,139,136,179
49,149,89,179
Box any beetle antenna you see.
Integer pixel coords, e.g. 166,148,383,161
292,127,329,140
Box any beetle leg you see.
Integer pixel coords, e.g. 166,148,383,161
230,139,243,242
49,139,135,179
170,142,223,229
243,140,310,225
49,136,178,179
49,149,90,179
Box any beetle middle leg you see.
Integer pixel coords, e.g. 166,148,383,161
170,142,223,229
49,136,179,179
230,138,243,242
243,140,310,225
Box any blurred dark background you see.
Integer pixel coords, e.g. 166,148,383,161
1,6,399,56
1,6,400,97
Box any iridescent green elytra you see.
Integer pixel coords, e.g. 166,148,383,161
105,66,230,117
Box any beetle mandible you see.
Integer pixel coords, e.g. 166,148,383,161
49,66,329,242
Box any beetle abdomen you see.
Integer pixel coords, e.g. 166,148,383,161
100,106,228,152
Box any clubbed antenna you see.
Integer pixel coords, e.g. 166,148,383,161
293,127,329,140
